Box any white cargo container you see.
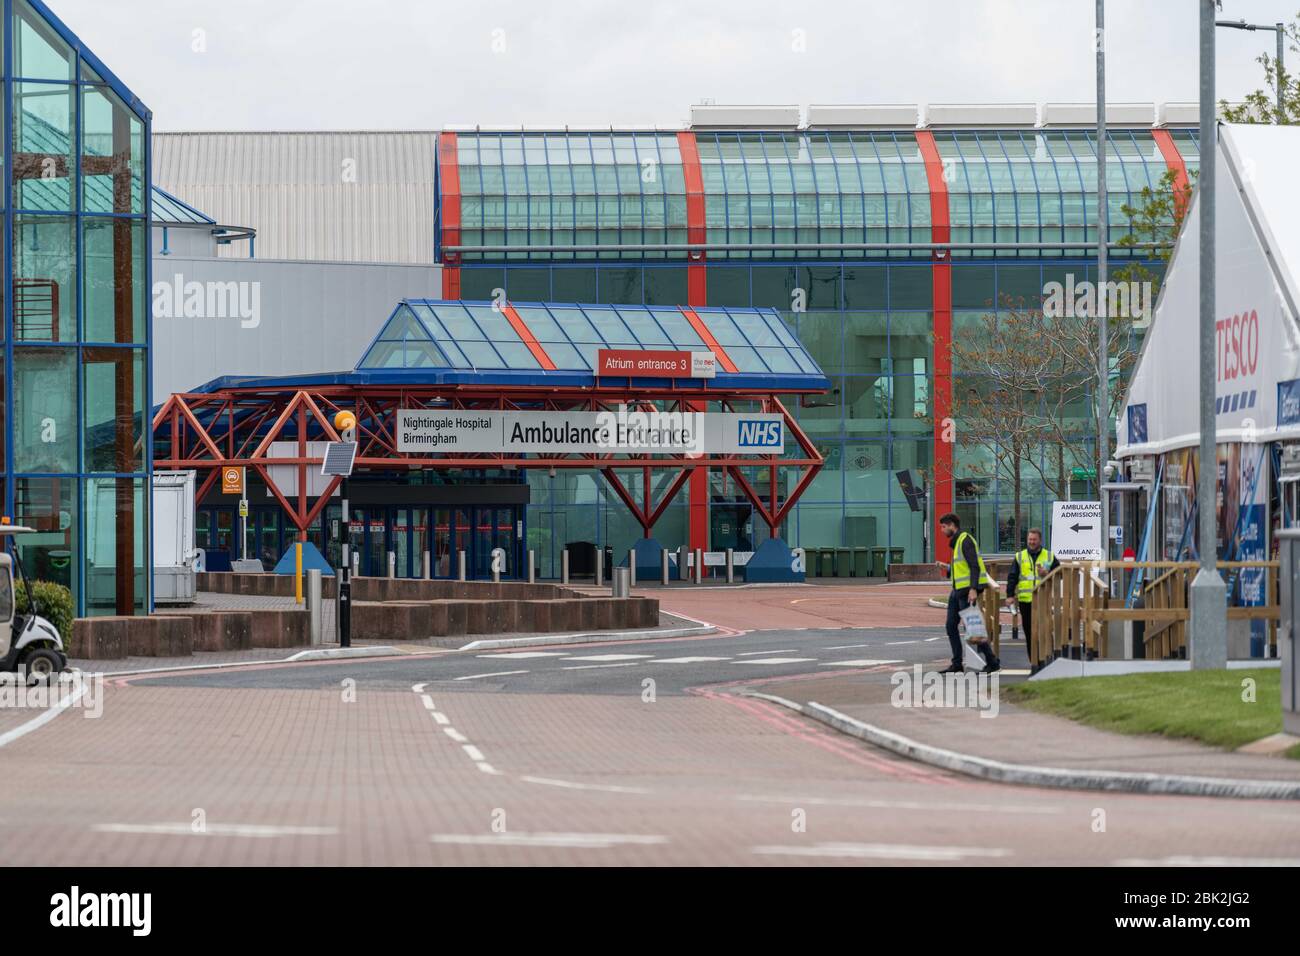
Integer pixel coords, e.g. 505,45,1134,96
152,471,198,605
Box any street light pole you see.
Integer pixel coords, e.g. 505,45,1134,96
1216,18,1288,123
1095,0,1110,566
1280,22,1286,122
1191,0,1227,670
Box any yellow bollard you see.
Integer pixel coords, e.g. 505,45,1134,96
295,542,303,605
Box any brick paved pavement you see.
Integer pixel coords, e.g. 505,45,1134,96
1,636,1298,865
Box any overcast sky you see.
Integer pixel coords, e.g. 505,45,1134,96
46,0,1300,130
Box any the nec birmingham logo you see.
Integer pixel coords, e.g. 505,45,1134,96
737,419,782,448
152,273,261,328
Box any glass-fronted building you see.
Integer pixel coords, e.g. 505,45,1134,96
4,0,150,615
435,117,1198,568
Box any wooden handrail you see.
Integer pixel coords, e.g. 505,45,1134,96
1054,560,1279,570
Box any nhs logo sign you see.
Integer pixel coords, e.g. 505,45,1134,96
737,419,783,448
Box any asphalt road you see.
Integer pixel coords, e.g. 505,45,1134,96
136,626,974,695
1,620,1297,866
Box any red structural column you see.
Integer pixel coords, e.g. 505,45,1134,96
676,131,708,304
438,131,462,299
1151,128,1191,218
677,131,710,552
916,130,955,561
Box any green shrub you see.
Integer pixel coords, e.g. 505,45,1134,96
15,580,73,643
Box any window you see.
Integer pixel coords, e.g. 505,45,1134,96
13,83,74,211
13,347,76,472
83,348,145,473
84,476,146,616
13,476,75,598
13,215,75,341
13,1,72,80
83,218,146,343
706,266,749,307
81,85,145,215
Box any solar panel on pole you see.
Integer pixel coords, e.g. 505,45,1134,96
321,441,357,477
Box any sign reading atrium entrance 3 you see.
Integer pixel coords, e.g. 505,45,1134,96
596,349,717,379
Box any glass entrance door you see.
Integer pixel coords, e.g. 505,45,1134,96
390,509,410,574
470,506,519,578
255,509,283,569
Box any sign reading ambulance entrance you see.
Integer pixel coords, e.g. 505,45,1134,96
1050,500,1103,561
396,409,783,455
596,349,717,379
221,466,244,495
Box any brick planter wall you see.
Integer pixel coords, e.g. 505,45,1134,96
188,612,254,652
248,610,310,648
70,618,130,660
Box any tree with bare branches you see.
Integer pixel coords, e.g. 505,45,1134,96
949,294,1142,547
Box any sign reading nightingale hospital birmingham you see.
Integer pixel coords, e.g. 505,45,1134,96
596,349,717,379
395,408,783,456
1050,500,1104,561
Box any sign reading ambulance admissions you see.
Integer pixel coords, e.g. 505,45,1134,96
396,409,783,455
596,349,717,379
1050,500,1104,561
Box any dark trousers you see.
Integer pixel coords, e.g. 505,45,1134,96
1018,601,1034,643
945,589,1000,668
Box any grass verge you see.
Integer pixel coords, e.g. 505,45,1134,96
1004,668,1300,758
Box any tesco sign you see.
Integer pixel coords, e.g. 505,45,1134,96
1217,308,1260,383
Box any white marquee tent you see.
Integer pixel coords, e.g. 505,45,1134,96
1118,123,1300,456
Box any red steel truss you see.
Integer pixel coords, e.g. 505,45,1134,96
152,383,824,540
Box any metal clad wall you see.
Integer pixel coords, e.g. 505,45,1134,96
152,256,441,397
151,131,438,264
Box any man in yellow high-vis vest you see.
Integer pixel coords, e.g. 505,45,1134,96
1004,528,1059,648
937,513,1000,674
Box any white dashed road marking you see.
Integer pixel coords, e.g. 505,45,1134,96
93,823,339,838
411,686,499,776
520,776,651,794
738,649,796,656
565,654,654,662
737,657,817,665
476,652,569,659
431,832,668,849
736,794,1062,815
753,842,1012,861
820,659,904,667
649,656,732,664
454,670,529,681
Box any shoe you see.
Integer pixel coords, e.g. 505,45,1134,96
939,664,964,674
983,660,1001,674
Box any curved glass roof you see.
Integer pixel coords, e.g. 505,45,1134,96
357,298,825,388
448,129,1199,262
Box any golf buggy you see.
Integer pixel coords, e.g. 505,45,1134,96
0,525,68,681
